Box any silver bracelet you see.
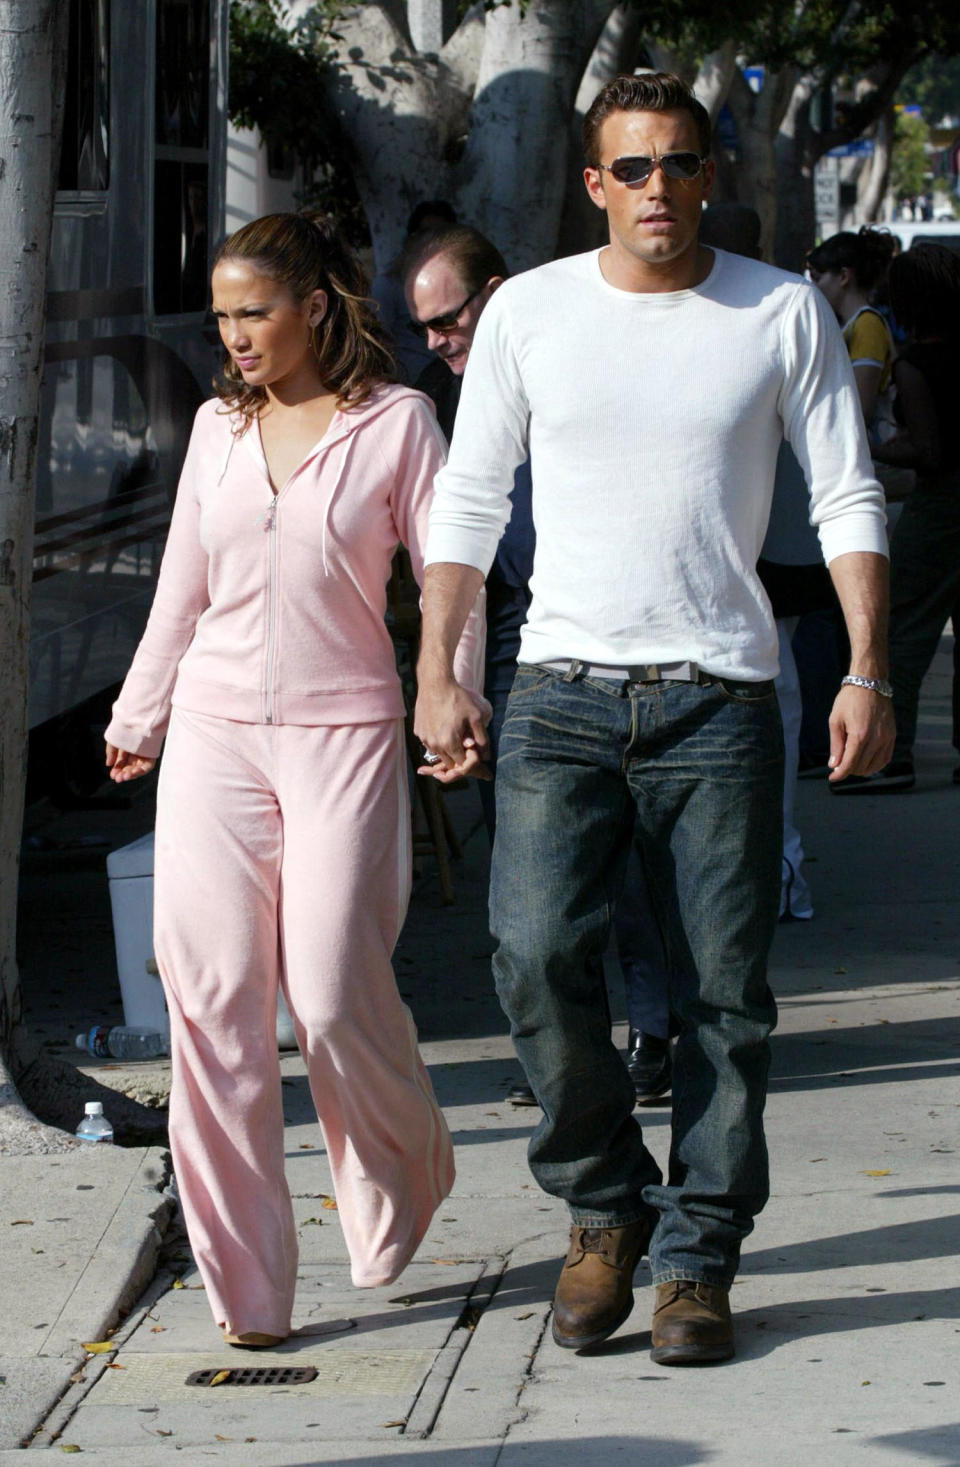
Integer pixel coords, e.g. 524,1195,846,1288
841,674,893,698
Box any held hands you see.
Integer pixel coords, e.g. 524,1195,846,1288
414,676,493,783
827,685,896,782
105,743,156,783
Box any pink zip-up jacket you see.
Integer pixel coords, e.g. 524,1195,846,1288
105,383,485,758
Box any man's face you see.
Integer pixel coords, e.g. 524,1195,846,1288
404,253,499,376
584,108,714,281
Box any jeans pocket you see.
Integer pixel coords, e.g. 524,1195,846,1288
507,666,555,702
714,678,777,705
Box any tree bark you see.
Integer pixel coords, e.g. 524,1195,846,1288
0,0,69,1067
774,56,918,270
452,0,613,270
557,2,641,258
857,105,894,223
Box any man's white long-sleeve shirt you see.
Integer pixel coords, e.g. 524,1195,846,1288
424,247,887,682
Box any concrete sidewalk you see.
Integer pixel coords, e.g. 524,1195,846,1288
1,640,958,1463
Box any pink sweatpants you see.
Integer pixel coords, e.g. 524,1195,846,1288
154,708,454,1338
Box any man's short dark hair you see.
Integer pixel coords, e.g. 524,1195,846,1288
406,200,457,236
699,203,762,260
582,72,712,169
401,224,509,296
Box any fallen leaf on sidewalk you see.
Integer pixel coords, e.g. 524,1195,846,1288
209,1370,231,1387
106,1363,126,1370
58,1447,82,1454
81,1342,114,1354
11,1219,33,1225
299,1143,315,1150
154,1429,173,1437
321,1197,338,1210
150,1326,165,1334
430,1258,457,1266
214,1435,234,1442
381,1420,406,1428
172,1278,185,1289
515,1312,533,1320
862,1170,891,1177
300,1217,323,1226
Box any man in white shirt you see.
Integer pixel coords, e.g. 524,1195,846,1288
414,72,894,1365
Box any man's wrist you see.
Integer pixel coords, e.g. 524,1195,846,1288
841,674,893,698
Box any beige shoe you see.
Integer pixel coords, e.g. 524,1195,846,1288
222,1330,287,1349
650,1280,733,1364
551,1217,654,1350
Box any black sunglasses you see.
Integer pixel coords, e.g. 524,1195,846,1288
598,152,706,185
409,284,485,338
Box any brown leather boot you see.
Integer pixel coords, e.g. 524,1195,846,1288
551,1218,654,1350
650,1280,734,1364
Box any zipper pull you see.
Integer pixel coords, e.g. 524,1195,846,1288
259,499,277,531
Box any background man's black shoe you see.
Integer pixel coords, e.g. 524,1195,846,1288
626,1029,672,1103
507,1082,539,1106
830,757,915,794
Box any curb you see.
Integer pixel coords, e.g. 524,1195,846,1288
44,1147,174,1359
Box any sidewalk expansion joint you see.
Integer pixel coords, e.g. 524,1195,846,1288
401,1254,509,1438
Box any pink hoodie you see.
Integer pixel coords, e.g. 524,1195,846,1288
105,384,484,758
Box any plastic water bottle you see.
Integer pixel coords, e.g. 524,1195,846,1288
76,1025,168,1061
76,1101,114,1144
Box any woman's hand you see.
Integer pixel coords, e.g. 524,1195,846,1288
105,743,156,783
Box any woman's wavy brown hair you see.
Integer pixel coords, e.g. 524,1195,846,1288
212,212,396,428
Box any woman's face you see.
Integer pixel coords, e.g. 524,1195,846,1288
211,259,326,390
808,264,846,318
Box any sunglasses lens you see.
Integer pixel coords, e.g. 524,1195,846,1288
662,153,702,179
610,158,652,185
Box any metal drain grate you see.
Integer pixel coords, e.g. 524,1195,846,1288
186,1366,318,1387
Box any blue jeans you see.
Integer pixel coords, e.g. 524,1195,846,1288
490,665,783,1288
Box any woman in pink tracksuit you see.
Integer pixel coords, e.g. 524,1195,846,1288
104,213,484,1348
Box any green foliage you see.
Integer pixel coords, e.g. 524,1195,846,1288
890,110,930,202
228,0,368,246
229,0,331,153
898,54,960,123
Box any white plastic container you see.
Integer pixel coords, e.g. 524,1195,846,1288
106,832,169,1035
107,831,297,1049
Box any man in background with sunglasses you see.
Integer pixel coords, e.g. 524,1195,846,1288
404,225,536,853
415,72,893,1365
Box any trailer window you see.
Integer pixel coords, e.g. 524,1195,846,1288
59,0,110,192
154,0,211,314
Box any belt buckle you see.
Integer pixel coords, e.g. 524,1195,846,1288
625,664,659,690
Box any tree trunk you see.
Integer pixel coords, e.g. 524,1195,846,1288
774,77,819,271
725,64,797,263
452,0,612,270
319,4,457,269
0,0,69,1068
556,2,641,259
858,106,894,224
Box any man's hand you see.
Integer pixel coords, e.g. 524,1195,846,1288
105,743,157,783
414,675,492,782
827,686,896,781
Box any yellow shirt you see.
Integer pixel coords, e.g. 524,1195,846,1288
843,307,894,393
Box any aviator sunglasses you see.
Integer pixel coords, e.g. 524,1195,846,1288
409,284,485,338
598,152,706,185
